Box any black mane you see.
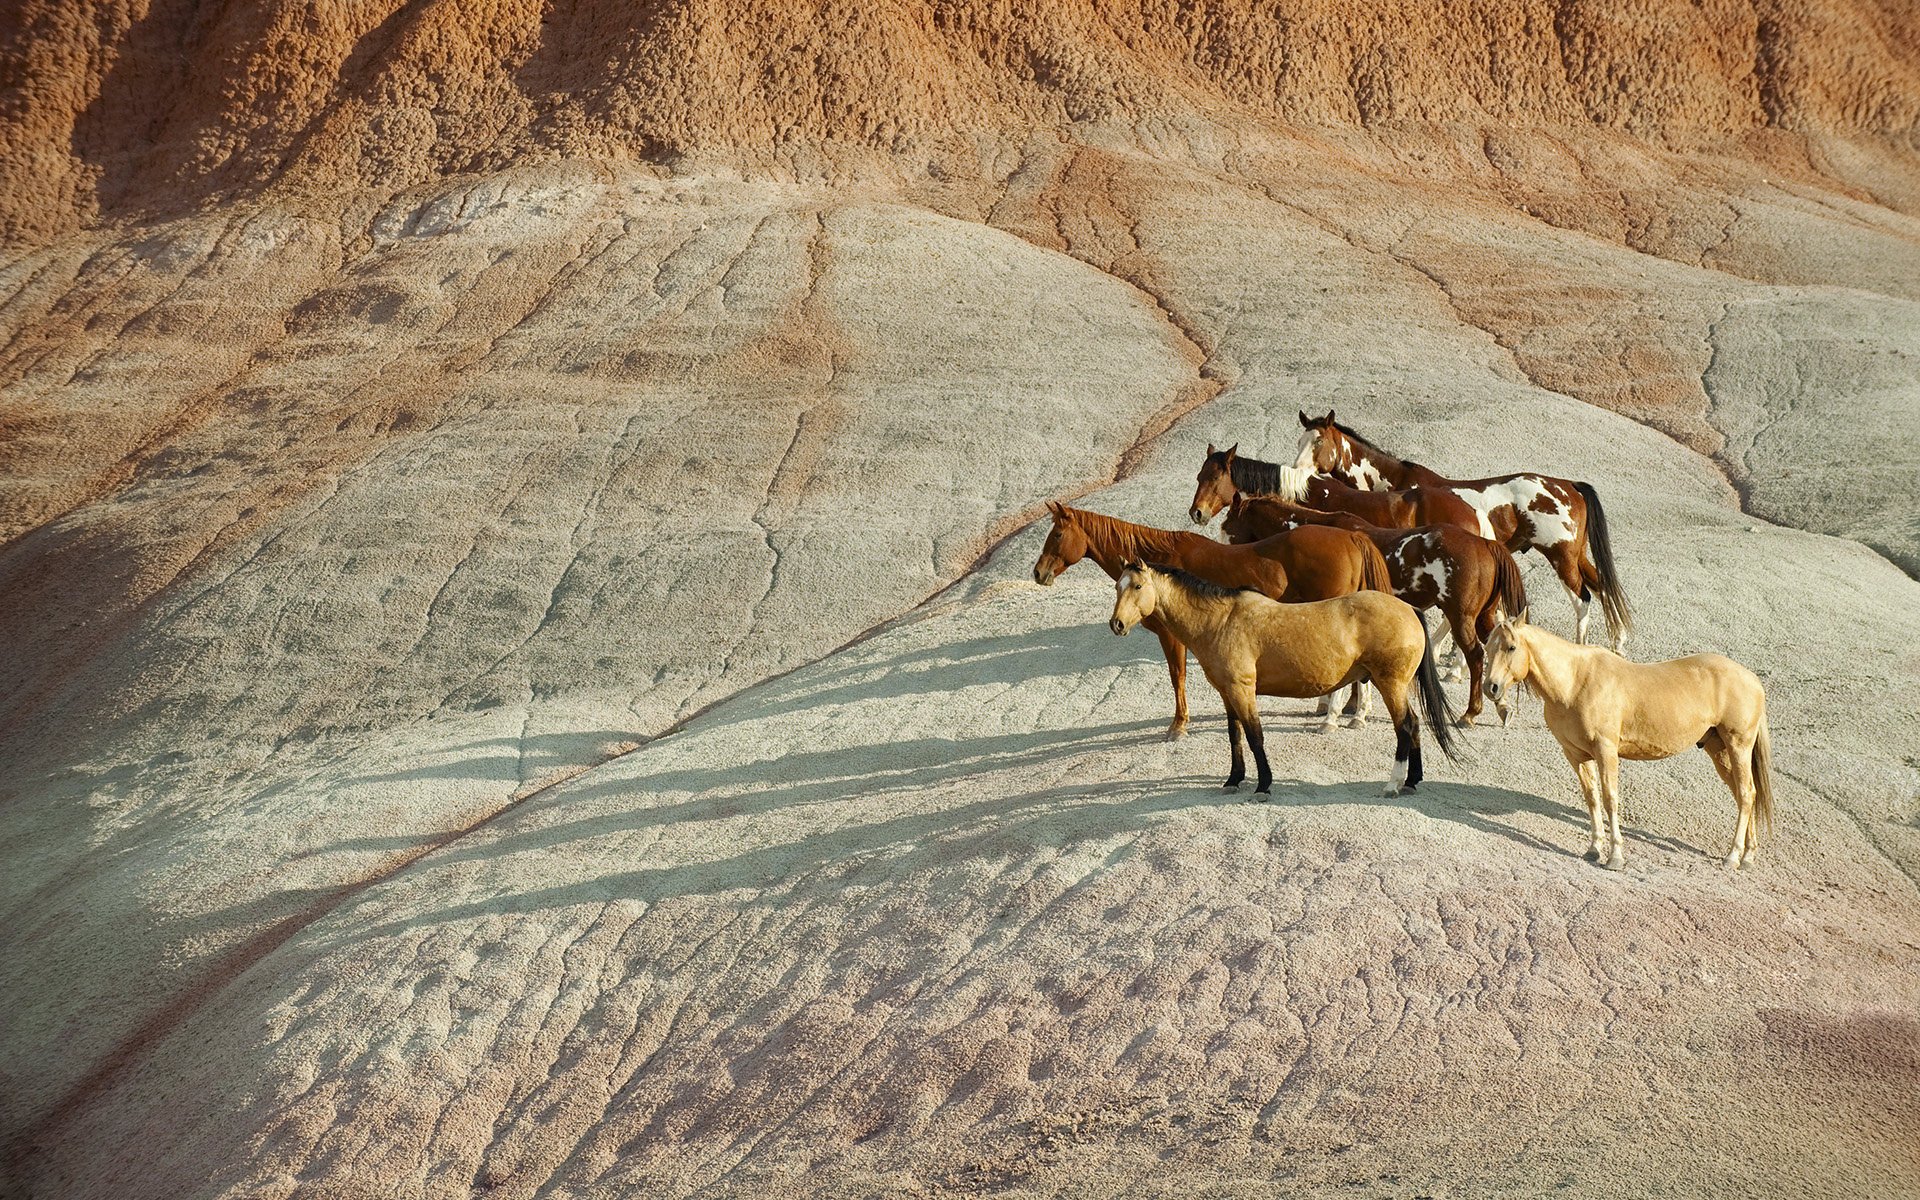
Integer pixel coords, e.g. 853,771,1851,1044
1325,419,1426,472
1144,563,1256,599
1226,454,1282,496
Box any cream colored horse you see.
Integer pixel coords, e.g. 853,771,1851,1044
1109,563,1457,797
1481,613,1774,869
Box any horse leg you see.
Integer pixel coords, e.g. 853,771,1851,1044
1547,544,1592,644
1341,680,1370,728
1377,685,1418,796
1313,690,1338,733
1224,710,1246,790
1454,606,1483,726
1431,612,1466,682
1241,704,1273,797
1596,743,1626,869
1563,748,1605,860
1148,619,1189,741
1724,729,1761,868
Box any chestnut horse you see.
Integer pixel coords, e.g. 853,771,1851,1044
1108,563,1458,796
1031,502,1392,737
1222,494,1528,726
1191,435,1629,649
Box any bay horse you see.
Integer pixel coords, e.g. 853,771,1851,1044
1481,612,1774,870
1221,494,1528,726
1031,502,1391,736
1291,412,1631,648
1108,563,1459,796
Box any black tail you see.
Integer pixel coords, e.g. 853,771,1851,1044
1575,482,1632,642
1412,619,1461,760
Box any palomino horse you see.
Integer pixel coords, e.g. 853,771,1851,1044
1222,493,1528,726
1031,502,1391,736
1290,412,1631,648
1481,613,1774,869
1108,564,1458,796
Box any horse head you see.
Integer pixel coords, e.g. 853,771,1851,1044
1481,607,1533,706
1295,409,1349,474
1190,443,1239,524
1032,500,1087,586
1109,561,1157,635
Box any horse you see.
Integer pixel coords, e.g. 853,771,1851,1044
1290,412,1632,648
1222,494,1528,726
1030,502,1391,736
1480,612,1774,870
1108,563,1459,796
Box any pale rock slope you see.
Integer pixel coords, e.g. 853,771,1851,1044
2,3,1919,1198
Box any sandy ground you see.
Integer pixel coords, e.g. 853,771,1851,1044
3,128,1919,1197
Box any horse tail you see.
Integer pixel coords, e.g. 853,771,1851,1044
1490,540,1528,621
1751,712,1775,842
1359,535,1394,595
1412,616,1461,760
1575,482,1633,642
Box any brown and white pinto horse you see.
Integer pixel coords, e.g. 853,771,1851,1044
1221,494,1528,726
1192,426,1630,648
1032,502,1392,737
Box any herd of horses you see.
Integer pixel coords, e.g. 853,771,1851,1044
1032,410,1775,870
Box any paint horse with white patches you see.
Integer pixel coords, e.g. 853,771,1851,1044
1220,493,1528,727
1108,563,1459,796
1480,612,1774,869
1288,411,1632,649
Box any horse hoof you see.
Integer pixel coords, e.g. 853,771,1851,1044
1454,712,1477,728
1583,848,1602,862
1606,856,1627,871
1342,715,1366,729
1223,779,1243,791
1164,726,1187,743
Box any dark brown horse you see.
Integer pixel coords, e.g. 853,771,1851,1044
1193,429,1630,648
1222,494,1528,725
1031,502,1392,737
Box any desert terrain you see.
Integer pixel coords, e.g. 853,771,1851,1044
2,3,1918,1197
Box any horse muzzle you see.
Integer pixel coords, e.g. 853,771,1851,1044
1188,506,1207,525
1033,567,1055,586
1110,618,1128,636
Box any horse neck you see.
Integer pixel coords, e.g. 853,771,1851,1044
1516,625,1583,707
1078,512,1178,574
1228,455,1284,497
1344,434,1416,487
1146,575,1232,645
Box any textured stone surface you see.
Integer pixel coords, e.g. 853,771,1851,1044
3,4,1919,1198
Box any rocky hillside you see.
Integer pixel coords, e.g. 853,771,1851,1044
3,4,1918,1197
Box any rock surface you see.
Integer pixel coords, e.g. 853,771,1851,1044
3,4,1919,1198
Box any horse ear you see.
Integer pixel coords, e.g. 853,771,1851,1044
1224,443,1238,460
1206,442,1216,455
1515,606,1530,626
1324,409,1336,425
1045,499,1063,518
